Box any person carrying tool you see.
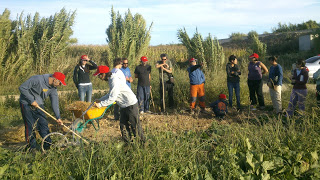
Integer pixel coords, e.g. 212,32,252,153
19,72,66,151
155,53,174,113
187,58,206,114
134,56,152,114
94,59,145,143
73,55,98,102
113,57,133,120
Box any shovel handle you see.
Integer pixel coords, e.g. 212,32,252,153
37,106,89,144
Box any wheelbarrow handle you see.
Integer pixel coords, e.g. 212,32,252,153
79,101,96,118
37,106,89,144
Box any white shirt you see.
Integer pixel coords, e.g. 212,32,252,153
98,68,137,108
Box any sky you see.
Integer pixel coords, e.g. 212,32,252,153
1,0,320,46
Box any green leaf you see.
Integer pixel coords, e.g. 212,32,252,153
0,164,9,178
246,138,252,150
311,151,318,162
262,161,275,173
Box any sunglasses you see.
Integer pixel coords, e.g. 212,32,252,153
162,59,167,60
82,60,88,62
123,63,128,65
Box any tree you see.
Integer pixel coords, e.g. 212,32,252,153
106,7,152,66
177,28,224,72
248,34,267,60
0,8,77,83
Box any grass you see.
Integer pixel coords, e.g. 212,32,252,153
0,50,320,178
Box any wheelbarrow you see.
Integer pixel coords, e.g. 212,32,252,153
70,102,116,133
40,102,115,152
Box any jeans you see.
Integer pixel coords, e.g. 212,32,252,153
137,85,150,112
120,103,145,143
286,89,307,116
227,82,240,108
20,103,51,149
269,86,282,113
78,84,93,102
247,79,265,107
114,104,120,120
159,81,174,111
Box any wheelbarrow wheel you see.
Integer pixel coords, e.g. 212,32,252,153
42,132,69,153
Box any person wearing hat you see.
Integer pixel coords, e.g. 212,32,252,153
134,56,152,114
187,58,206,114
73,55,98,102
226,55,241,110
247,53,268,110
156,53,174,112
19,72,66,151
93,60,145,143
113,57,133,120
209,94,228,119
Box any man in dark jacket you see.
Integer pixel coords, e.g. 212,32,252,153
19,72,66,150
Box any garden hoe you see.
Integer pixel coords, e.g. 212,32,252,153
37,106,89,144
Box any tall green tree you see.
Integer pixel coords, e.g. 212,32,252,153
177,28,224,72
248,34,267,60
106,7,152,66
0,8,76,83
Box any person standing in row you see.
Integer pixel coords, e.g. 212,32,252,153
73,55,98,102
226,55,241,110
113,58,133,120
247,53,268,110
134,56,152,114
93,63,145,143
19,72,66,150
313,68,320,107
156,54,174,112
187,58,206,114
286,59,309,117
267,56,283,114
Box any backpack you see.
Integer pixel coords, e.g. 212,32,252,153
217,101,227,113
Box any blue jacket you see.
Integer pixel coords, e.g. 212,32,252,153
269,64,283,86
19,74,61,119
120,67,132,88
187,65,205,85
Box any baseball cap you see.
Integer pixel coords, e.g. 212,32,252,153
189,58,197,62
219,94,226,99
81,55,88,60
52,72,66,86
93,66,110,76
249,53,259,59
141,56,148,62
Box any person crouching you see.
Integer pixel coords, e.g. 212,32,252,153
210,94,228,119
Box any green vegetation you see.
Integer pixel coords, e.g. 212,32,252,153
177,28,225,72
106,7,153,66
0,8,76,84
229,32,247,42
272,20,320,33
0,8,319,179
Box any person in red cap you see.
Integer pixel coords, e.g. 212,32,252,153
209,94,228,119
73,55,97,102
247,53,268,110
19,72,66,151
134,56,152,114
94,59,145,143
156,53,174,112
187,58,206,114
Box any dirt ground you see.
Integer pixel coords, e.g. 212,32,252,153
0,107,271,150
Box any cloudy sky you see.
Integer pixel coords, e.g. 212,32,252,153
1,0,319,46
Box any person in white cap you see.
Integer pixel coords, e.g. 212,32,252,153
94,58,145,143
